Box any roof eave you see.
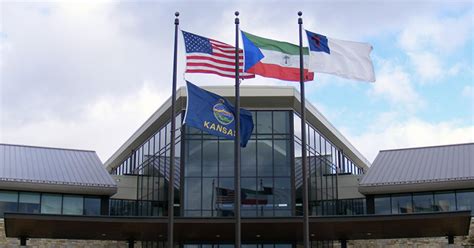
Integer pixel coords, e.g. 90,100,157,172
0,180,118,196
359,179,474,195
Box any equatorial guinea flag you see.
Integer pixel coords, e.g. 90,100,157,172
242,31,314,82
305,30,376,82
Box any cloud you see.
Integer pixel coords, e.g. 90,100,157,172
1,1,472,165
398,10,473,83
399,12,472,54
0,81,168,161
0,2,173,123
369,60,423,111
347,115,474,162
462,85,473,98
407,52,443,82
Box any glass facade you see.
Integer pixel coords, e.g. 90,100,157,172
111,109,366,218
391,194,412,214
373,196,391,214
63,195,84,215
0,190,102,217
0,191,18,217
294,113,353,216
183,111,292,217
112,114,182,217
18,192,40,214
41,194,62,214
373,189,474,215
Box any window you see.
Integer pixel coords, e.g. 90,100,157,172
374,196,391,214
273,111,289,134
413,193,434,212
183,111,292,217
219,140,234,177
41,194,62,214
62,195,84,215
184,178,201,211
185,140,201,177
274,140,290,176
257,140,273,177
434,192,456,212
391,194,412,214
202,140,218,177
84,197,101,215
256,111,272,134
456,190,474,214
0,191,18,217
18,192,40,214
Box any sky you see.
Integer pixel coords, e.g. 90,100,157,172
0,0,473,163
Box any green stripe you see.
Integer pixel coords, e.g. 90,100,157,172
243,31,309,55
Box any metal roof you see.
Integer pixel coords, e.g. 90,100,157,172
0,143,117,195
359,143,474,194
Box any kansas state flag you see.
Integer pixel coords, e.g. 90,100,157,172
184,81,254,147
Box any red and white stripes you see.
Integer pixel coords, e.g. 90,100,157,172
186,39,255,79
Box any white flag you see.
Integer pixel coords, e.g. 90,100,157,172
305,30,376,82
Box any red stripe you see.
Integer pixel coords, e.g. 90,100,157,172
241,199,268,205
211,45,244,54
248,62,314,82
209,39,230,47
187,56,243,66
211,45,235,52
211,52,243,60
186,69,255,79
185,37,254,79
187,62,246,73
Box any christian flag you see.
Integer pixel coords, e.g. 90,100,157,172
184,81,254,147
305,30,375,82
242,31,314,82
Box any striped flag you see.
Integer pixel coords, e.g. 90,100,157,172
242,31,314,82
182,31,255,79
216,187,236,204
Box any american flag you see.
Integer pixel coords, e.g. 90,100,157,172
215,187,235,204
215,187,273,205
182,31,255,79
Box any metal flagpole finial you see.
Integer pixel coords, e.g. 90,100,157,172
298,11,302,24
235,11,239,24
175,12,180,24
298,11,302,16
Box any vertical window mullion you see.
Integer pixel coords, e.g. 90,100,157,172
200,138,204,216
272,111,275,216
319,135,324,215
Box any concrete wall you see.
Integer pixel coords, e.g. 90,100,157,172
337,174,365,200
111,175,138,200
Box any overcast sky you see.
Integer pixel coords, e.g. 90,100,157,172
1,0,473,163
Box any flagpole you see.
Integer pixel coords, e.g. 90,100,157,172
168,11,179,248
298,11,310,248
234,10,242,248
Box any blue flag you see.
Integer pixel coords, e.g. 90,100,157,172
184,81,254,147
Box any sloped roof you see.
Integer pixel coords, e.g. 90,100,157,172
0,143,117,195
359,143,474,194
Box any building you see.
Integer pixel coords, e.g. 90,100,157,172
1,85,473,247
